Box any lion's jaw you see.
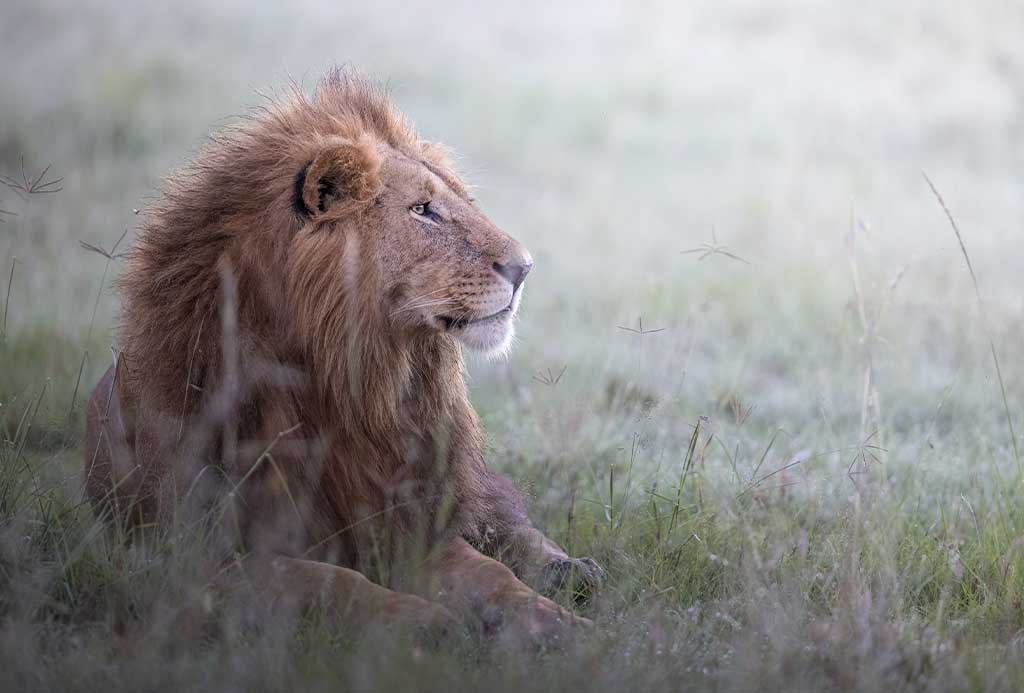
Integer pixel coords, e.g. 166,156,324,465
440,281,524,355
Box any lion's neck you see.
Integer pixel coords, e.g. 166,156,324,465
308,332,486,551
319,331,471,443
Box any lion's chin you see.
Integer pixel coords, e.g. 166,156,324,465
452,313,516,357
440,288,522,357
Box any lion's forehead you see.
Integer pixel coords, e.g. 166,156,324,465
379,146,470,202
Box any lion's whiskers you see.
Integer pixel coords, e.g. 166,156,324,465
390,298,456,317
391,287,450,313
390,287,461,317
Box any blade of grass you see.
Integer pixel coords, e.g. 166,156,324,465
1,256,16,347
924,172,1020,477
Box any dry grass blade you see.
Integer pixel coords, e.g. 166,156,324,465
923,171,1021,474
617,316,665,335
0,157,64,196
681,227,750,264
78,228,130,261
79,230,126,346
225,423,303,497
847,429,886,479
1,257,17,346
67,229,130,420
923,173,981,305
532,365,567,387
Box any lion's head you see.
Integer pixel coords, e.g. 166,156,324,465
120,68,531,430
290,128,532,357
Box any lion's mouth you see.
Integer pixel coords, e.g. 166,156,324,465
440,304,513,331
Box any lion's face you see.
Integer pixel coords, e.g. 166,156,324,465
291,137,532,356
375,149,533,354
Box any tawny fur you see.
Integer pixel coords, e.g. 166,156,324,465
87,68,600,587
85,69,601,640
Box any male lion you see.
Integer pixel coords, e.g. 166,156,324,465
84,68,601,643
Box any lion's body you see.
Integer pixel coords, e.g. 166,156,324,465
90,73,493,561
84,69,600,640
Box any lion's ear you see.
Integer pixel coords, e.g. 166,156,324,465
294,138,381,218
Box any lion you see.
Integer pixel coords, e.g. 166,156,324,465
83,68,602,643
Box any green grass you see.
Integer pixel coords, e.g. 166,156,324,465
6,367,1024,690
5,277,1024,691
5,0,1024,690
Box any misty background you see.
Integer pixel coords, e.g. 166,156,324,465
2,0,1024,502
7,2,1024,689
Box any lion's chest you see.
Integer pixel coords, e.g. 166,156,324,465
306,416,459,563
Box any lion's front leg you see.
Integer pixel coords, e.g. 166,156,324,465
512,525,606,601
430,538,592,647
477,472,604,600
244,555,458,642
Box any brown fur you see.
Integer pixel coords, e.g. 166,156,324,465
85,68,600,642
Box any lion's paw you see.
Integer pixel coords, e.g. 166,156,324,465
494,596,593,651
536,556,605,601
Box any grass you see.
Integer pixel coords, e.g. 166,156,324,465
4,0,1024,690
5,205,1024,691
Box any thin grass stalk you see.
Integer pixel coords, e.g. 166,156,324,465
669,418,701,538
924,172,1021,478
1,257,16,347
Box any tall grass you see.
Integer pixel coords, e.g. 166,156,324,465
6,188,1024,689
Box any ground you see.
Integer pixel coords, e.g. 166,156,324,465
2,1,1024,690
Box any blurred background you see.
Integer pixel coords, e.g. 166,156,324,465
2,0,1023,495
6,2,1024,688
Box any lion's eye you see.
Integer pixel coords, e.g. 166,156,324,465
411,202,429,216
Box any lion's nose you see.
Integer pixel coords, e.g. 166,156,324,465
493,258,533,291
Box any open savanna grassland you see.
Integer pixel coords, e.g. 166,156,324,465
3,1,1024,690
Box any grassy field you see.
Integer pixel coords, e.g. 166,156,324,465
3,0,1024,690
